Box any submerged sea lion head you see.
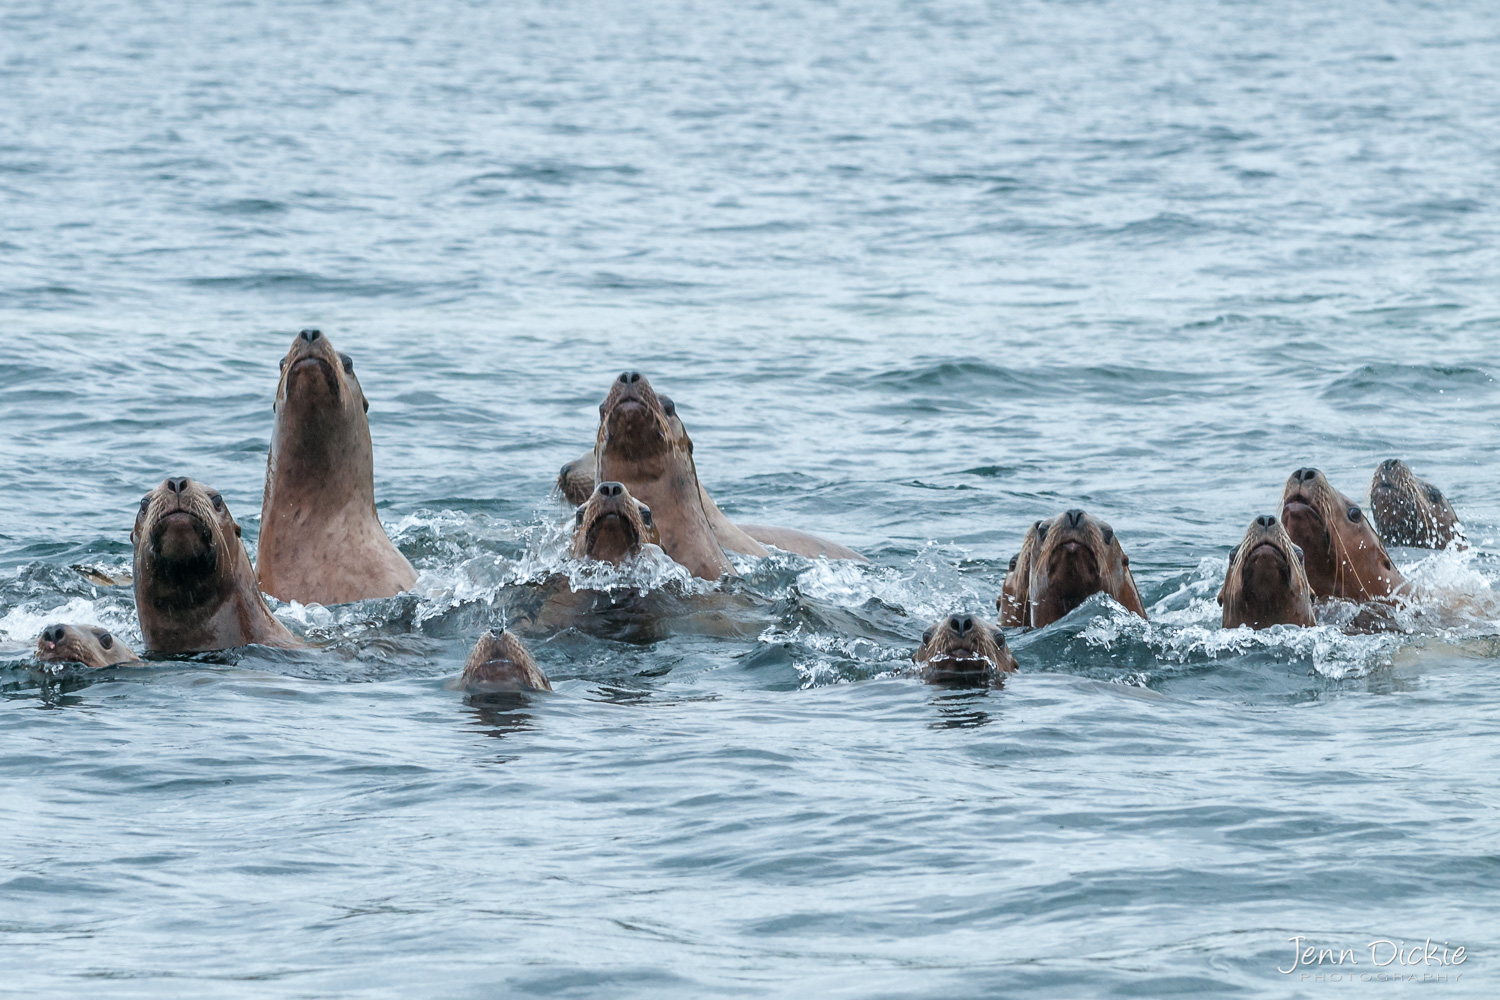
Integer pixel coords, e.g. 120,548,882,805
35,624,135,668
1369,459,1462,548
1217,514,1316,629
596,372,684,466
273,328,372,464
570,481,658,562
913,613,1016,685
1281,467,1402,600
997,520,1043,626
132,476,244,606
1027,509,1144,626
461,629,553,693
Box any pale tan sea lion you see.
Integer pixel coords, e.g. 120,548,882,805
1218,515,1316,630
460,629,552,693
997,520,1043,627
1369,459,1464,549
913,613,1017,685
593,372,734,579
1281,468,1405,602
133,477,301,653
571,481,659,562
35,624,141,668
1027,509,1147,627
564,382,864,562
258,329,416,606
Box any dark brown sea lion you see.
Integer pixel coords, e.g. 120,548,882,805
565,384,864,561
1369,459,1464,549
1218,515,1316,629
913,613,1017,685
593,372,734,579
571,481,659,562
35,624,141,668
133,477,301,653
258,329,416,606
1027,509,1147,627
997,520,1043,626
460,629,552,693
1281,468,1405,602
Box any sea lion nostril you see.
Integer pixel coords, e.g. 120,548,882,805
166,477,189,493
1256,514,1277,527
619,371,642,384
949,614,974,634
299,329,321,343
1294,467,1318,483
599,482,624,498
1065,509,1085,528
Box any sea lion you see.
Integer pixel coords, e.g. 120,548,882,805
34,624,141,669
593,372,735,579
566,381,864,562
258,329,416,606
1369,459,1464,549
133,477,301,653
1281,468,1405,602
1027,509,1147,627
460,629,552,693
1218,515,1316,629
571,481,659,562
997,520,1043,626
913,613,1017,685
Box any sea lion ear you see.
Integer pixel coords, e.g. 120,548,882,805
1292,544,1305,564
362,396,369,413
233,521,242,538
1216,585,1225,606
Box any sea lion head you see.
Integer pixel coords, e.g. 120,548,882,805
35,624,131,668
570,481,658,562
1217,514,1316,629
913,613,1016,685
997,520,1043,626
461,629,552,693
1369,459,1461,548
131,476,243,607
1281,467,1402,600
273,328,371,459
1027,509,1142,626
596,372,683,466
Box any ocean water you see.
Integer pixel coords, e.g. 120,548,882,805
3,0,1499,996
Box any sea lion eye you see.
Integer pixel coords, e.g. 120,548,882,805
1228,544,1240,563
638,505,653,527
340,353,354,374
1348,506,1362,522
921,630,933,646
98,632,113,649
660,396,676,417
1100,525,1114,545
1007,554,1019,572
1292,545,1305,563
210,494,224,511
1036,524,1049,541
575,508,586,525
279,357,287,371
138,496,151,514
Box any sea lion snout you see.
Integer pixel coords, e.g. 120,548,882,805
41,624,65,648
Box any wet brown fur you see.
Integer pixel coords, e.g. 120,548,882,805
460,629,552,692
1280,469,1405,602
1217,516,1316,629
1027,510,1147,627
133,478,301,653
1369,459,1464,549
997,521,1043,626
258,330,416,606
35,624,140,668
570,482,660,562
913,613,1017,685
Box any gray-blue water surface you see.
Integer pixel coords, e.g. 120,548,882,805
3,1,1499,996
